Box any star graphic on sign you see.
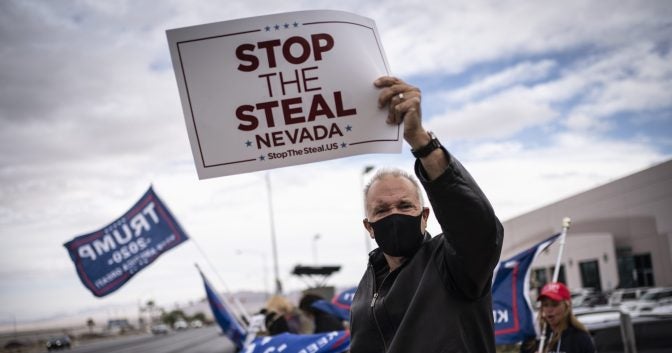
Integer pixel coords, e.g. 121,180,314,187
259,155,265,161
346,125,353,132
284,23,289,29
293,22,299,27
245,140,252,147
341,142,348,148
265,26,271,32
274,24,280,30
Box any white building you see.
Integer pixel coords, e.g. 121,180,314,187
501,159,672,293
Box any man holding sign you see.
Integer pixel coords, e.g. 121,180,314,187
168,11,502,352
350,76,504,353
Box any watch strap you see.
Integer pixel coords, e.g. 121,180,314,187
411,132,441,158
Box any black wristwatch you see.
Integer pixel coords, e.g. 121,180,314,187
411,131,442,158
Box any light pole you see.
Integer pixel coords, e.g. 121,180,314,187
312,234,321,264
236,249,270,299
265,173,283,294
361,165,375,254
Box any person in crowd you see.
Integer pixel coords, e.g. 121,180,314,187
349,76,504,353
263,295,303,335
521,282,596,353
298,293,346,333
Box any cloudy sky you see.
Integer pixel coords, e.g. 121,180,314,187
1,0,671,326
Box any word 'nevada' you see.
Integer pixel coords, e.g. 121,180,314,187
256,124,342,149
237,91,356,132
236,33,334,72
78,202,160,261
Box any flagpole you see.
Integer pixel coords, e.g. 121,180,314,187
191,240,251,324
537,217,571,353
551,217,571,282
194,263,250,328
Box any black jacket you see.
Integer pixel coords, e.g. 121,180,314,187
350,152,504,353
520,326,596,353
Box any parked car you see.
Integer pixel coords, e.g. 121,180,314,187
151,323,170,335
45,335,71,351
173,319,189,330
572,288,609,308
608,287,650,306
190,319,203,328
651,303,672,314
621,287,672,315
582,313,672,353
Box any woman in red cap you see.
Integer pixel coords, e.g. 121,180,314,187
521,282,596,353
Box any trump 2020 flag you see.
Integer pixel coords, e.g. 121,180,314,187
64,187,189,297
199,269,247,350
493,233,560,345
312,287,356,321
243,331,350,353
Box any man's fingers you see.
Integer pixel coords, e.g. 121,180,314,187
388,96,421,125
374,76,401,88
378,85,409,106
375,76,421,126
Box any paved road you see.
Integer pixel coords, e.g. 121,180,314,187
54,326,236,353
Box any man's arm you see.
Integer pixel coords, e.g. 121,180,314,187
418,151,503,298
376,76,503,298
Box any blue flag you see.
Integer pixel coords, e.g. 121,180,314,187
64,186,189,297
242,331,350,353
493,233,560,345
311,287,355,322
199,270,247,350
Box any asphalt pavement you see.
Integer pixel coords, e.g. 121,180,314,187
50,326,236,353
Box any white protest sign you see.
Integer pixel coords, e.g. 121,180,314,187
167,10,400,179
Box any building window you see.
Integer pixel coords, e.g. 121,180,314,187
546,265,566,285
531,265,567,293
634,254,655,287
579,259,602,291
617,248,636,288
532,268,548,290
616,248,655,288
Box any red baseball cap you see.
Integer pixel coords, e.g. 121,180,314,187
538,282,571,301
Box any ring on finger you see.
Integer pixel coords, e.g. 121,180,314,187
398,92,405,100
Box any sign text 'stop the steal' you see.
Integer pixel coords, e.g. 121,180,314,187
167,10,400,179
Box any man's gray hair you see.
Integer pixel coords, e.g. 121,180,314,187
363,168,425,213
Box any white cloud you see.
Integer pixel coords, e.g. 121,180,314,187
564,43,672,131
425,41,672,141
428,86,558,140
442,60,556,104
380,0,672,76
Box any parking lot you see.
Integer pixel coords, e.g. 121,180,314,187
572,286,672,352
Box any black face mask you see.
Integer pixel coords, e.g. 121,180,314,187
369,212,424,257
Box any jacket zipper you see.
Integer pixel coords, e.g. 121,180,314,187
371,270,391,352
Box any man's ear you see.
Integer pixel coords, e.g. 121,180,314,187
421,207,430,230
363,218,375,239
